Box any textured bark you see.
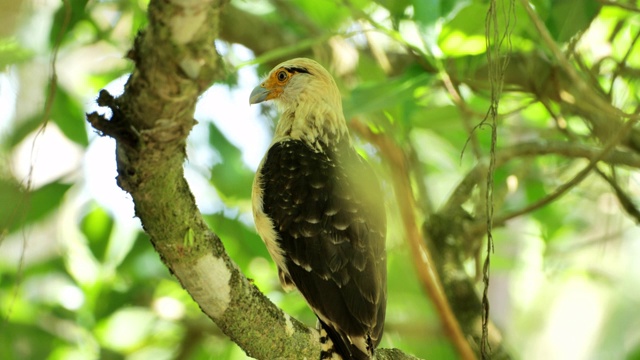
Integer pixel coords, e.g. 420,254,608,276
87,0,321,359
87,1,418,359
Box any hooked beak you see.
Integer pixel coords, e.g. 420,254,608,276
249,85,271,105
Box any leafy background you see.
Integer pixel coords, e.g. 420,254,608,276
2,0,640,359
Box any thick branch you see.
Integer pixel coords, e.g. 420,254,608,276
87,1,418,359
220,4,301,58
88,1,320,359
442,139,640,216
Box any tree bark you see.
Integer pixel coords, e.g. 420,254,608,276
87,1,418,359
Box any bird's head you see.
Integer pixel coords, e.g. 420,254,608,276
250,58,348,149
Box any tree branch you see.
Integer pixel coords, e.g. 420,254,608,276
86,1,418,359
595,166,640,223
87,0,321,358
441,140,640,217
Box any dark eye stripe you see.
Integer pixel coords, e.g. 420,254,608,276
285,66,311,75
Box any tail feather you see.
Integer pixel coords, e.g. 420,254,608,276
318,319,371,360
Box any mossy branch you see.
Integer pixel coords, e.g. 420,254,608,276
86,1,417,359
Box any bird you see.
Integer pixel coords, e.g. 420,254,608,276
249,58,387,360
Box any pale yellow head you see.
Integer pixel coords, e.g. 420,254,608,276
249,58,349,149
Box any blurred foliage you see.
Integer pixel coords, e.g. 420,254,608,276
2,0,640,359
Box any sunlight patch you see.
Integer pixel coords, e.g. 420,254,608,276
175,254,231,318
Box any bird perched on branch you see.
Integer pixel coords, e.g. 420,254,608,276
250,58,387,360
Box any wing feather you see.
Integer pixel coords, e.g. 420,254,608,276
258,138,386,358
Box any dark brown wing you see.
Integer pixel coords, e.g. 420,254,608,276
259,138,387,359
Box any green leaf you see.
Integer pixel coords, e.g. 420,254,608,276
183,227,195,247
3,85,89,150
530,0,551,20
80,204,114,262
412,0,441,28
439,2,538,56
208,123,254,200
0,179,72,234
438,3,486,56
0,37,34,68
2,115,45,150
49,0,90,48
410,105,460,129
28,182,72,225
0,323,57,360
95,307,156,352
50,85,89,147
376,0,411,22
290,0,360,29
344,67,431,118
625,336,640,359
546,0,600,43
408,0,473,56
118,232,167,282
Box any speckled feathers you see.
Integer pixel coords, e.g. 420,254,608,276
250,58,387,360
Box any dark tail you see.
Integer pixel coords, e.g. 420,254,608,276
318,319,371,360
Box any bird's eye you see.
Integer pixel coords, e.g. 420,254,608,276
276,70,288,82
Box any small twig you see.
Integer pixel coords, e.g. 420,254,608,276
497,114,639,224
406,145,435,215
540,99,573,139
447,138,640,242
521,0,639,121
443,140,640,214
440,71,484,162
351,119,477,360
595,166,640,223
548,227,629,254
340,0,437,72
609,28,640,97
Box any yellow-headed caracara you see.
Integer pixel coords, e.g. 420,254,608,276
250,58,387,360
